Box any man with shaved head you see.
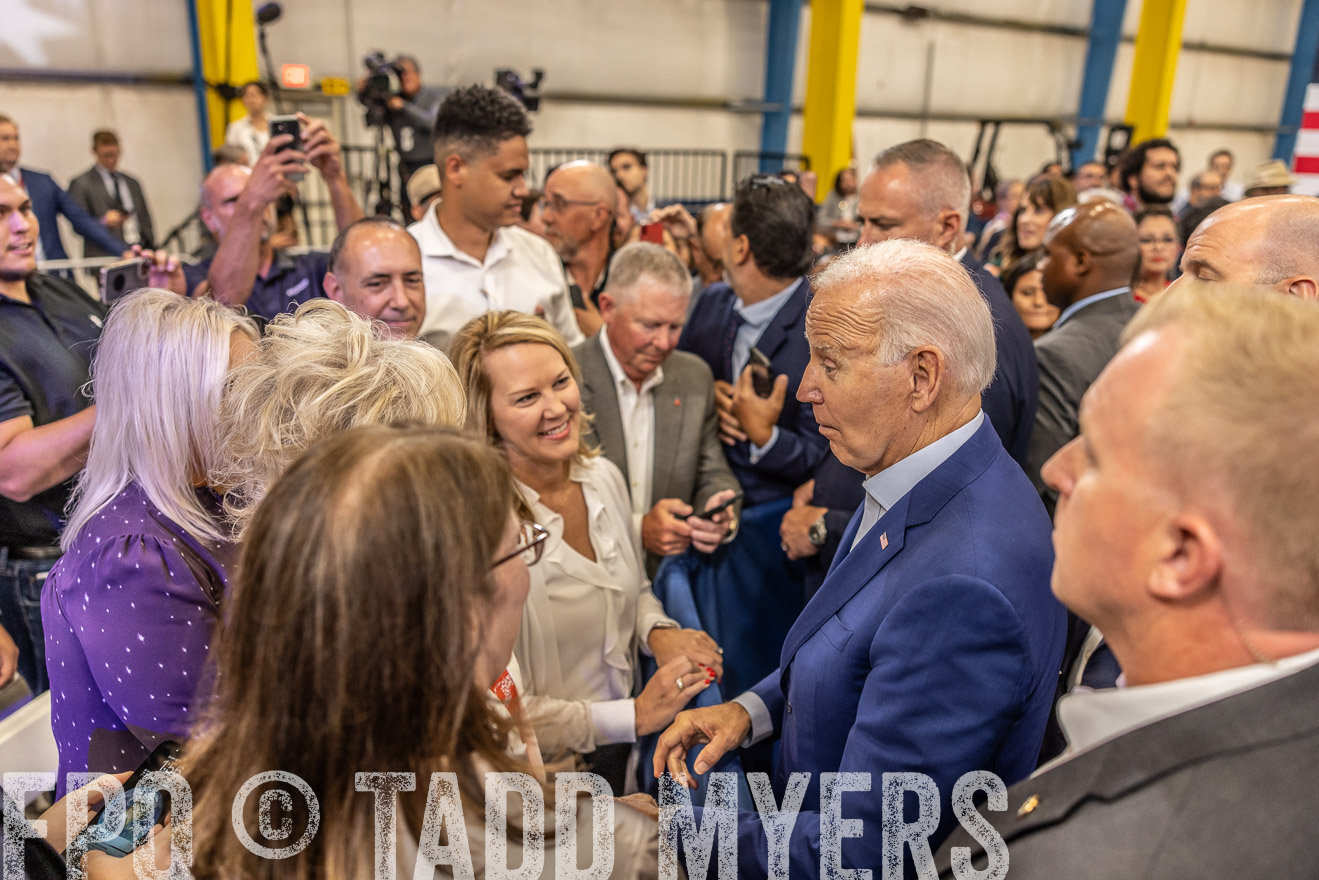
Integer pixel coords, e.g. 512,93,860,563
1176,194,1319,300
542,160,619,336
1027,201,1141,506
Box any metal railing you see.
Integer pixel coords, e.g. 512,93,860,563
732,151,811,185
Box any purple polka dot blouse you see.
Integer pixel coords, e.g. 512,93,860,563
41,482,235,793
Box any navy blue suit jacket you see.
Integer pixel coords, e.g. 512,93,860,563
805,254,1039,593
735,419,1065,875
678,278,827,506
21,167,126,262
962,251,1037,467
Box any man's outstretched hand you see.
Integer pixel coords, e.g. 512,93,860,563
652,701,752,790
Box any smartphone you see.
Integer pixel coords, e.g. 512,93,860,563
748,347,774,398
86,741,182,858
689,492,743,522
268,114,305,182
98,258,149,304
639,222,664,244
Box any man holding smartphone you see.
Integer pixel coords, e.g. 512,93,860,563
189,114,363,319
573,243,740,576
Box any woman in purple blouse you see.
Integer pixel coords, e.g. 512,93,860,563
42,290,257,792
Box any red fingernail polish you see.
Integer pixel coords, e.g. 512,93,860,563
706,677,714,684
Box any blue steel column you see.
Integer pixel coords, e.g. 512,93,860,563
1274,0,1319,161
1072,0,1128,169
759,0,803,172
186,0,213,174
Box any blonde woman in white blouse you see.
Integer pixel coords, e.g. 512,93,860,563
451,311,725,787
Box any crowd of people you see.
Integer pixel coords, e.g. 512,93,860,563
2,77,1319,880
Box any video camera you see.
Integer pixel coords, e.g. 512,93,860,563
360,51,405,127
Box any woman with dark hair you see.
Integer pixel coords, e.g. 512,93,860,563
1133,205,1180,304
182,426,661,879
991,175,1076,276
1001,250,1058,339
224,81,271,166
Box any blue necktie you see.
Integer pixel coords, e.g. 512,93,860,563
720,310,745,383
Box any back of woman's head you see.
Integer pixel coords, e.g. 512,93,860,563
186,425,519,880
212,300,466,535
63,289,257,549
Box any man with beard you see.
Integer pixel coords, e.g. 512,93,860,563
1117,138,1181,211
541,160,617,337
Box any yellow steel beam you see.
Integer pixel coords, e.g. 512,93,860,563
1124,0,1188,143
195,0,260,150
801,0,863,203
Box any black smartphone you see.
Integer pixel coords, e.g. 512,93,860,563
98,257,149,304
268,114,305,182
86,741,182,858
748,347,774,398
689,492,743,522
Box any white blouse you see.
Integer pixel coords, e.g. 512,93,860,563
224,116,270,166
513,456,676,748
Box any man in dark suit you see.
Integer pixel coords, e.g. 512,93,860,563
655,239,1065,876
67,130,155,256
936,282,1319,879
574,243,739,575
1027,201,1141,509
0,115,126,263
677,174,827,507
781,139,1039,597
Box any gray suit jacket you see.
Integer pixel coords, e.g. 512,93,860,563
1027,290,1140,508
936,659,1319,878
67,166,155,255
574,336,740,572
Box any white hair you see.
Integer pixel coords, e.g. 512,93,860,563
812,238,997,398
605,242,692,301
62,290,259,550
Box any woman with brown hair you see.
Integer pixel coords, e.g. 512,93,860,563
449,311,719,790
183,425,661,879
991,175,1077,276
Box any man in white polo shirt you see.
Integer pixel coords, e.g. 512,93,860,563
408,85,583,350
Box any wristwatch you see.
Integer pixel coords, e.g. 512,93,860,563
807,514,828,547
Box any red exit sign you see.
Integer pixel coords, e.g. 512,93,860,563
281,64,311,89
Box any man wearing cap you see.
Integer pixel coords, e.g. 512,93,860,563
405,164,441,222
1243,159,1294,197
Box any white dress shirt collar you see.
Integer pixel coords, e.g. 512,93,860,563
598,328,664,396
1055,645,1319,764
852,411,984,548
415,205,511,269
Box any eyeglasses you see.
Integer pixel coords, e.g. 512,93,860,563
538,193,601,215
492,521,549,569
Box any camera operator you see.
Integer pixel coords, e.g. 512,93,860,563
359,55,449,217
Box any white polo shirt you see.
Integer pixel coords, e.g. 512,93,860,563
408,207,584,349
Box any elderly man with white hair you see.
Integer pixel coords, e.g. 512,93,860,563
573,242,739,575
653,239,1066,877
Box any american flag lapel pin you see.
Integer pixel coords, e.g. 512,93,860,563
880,532,889,549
